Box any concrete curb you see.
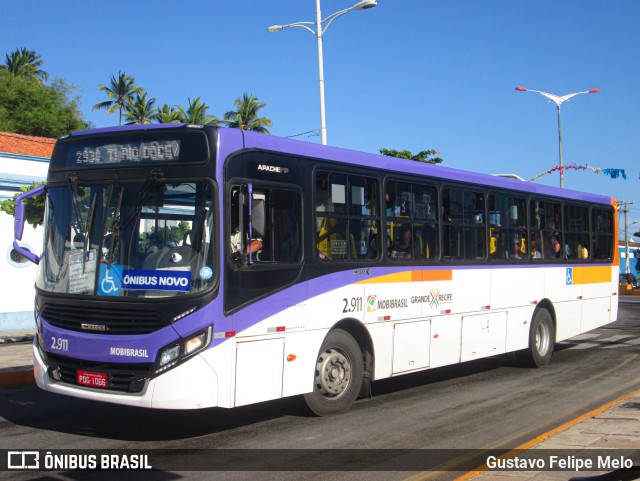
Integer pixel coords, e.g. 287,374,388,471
0,333,35,388
620,288,640,296
0,367,34,388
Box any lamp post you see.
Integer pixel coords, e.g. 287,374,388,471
268,0,377,145
515,86,600,188
627,221,637,275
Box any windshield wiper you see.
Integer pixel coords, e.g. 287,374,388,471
82,191,97,273
119,169,164,231
102,186,124,267
67,174,85,239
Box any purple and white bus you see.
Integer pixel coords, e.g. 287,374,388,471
14,124,619,415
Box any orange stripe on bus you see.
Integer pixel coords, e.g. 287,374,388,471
415,270,453,282
611,197,620,266
572,266,612,285
357,270,452,285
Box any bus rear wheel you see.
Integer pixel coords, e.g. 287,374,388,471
304,328,364,416
516,307,555,367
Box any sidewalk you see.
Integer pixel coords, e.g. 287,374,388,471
0,329,35,387
462,390,640,480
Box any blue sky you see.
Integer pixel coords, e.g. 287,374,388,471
3,0,639,235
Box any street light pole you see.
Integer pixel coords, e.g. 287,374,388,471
268,0,377,145
619,202,635,274
315,0,327,145
515,86,600,188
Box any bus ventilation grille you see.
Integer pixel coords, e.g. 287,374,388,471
41,304,167,335
46,352,151,394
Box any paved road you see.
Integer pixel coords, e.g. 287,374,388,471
1,299,638,481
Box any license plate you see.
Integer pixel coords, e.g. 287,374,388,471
77,370,108,389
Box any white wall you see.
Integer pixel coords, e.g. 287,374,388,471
0,211,43,330
0,154,48,332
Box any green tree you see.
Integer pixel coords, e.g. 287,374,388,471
1,47,48,83
92,71,142,125
154,104,184,124
0,70,87,137
379,148,444,164
223,92,272,133
180,97,220,125
0,182,46,228
124,92,157,125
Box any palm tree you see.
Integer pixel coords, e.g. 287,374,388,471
223,93,272,134
92,71,142,125
180,97,220,126
124,92,157,125
1,47,48,83
153,104,184,124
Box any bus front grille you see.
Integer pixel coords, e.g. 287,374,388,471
46,352,152,394
41,304,167,335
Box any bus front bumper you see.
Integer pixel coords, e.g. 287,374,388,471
33,344,219,409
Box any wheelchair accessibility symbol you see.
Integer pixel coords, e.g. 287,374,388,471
98,265,123,296
566,267,573,285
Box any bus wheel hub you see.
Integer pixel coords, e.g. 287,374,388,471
317,348,351,397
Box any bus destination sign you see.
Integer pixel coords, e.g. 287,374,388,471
69,140,181,166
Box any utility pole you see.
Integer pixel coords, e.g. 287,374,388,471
619,201,634,273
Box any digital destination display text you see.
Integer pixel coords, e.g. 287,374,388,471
68,140,181,166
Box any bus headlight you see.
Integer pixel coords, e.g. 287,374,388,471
160,345,181,366
154,326,212,377
185,331,208,355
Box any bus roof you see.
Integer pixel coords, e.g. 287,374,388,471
64,123,189,138
61,125,612,206
237,129,613,206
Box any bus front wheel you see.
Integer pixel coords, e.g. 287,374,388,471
304,328,364,416
516,307,555,368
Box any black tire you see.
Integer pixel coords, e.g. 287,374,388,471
516,308,555,367
304,328,364,416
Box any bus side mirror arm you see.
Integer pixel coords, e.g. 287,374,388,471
13,184,46,264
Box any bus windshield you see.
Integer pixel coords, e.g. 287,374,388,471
36,179,215,298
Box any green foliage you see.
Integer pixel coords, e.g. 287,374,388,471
124,92,157,125
223,92,272,133
1,47,48,83
0,70,88,137
180,97,220,126
379,148,444,164
92,69,273,133
154,104,184,124
141,221,191,247
92,71,142,125
0,182,46,228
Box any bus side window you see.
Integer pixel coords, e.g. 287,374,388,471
443,189,484,260
564,204,590,260
316,171,379,262
386,181,438,261
592,208,614,260
317,217,355,260
230,186,301,265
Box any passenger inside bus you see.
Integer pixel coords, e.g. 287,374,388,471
392,223,414,259
229,188,263,263
510,235,523,259
317,217,357,260
530,235,542,259
230,228,263,262
490,229,501,258
549,235,561,259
